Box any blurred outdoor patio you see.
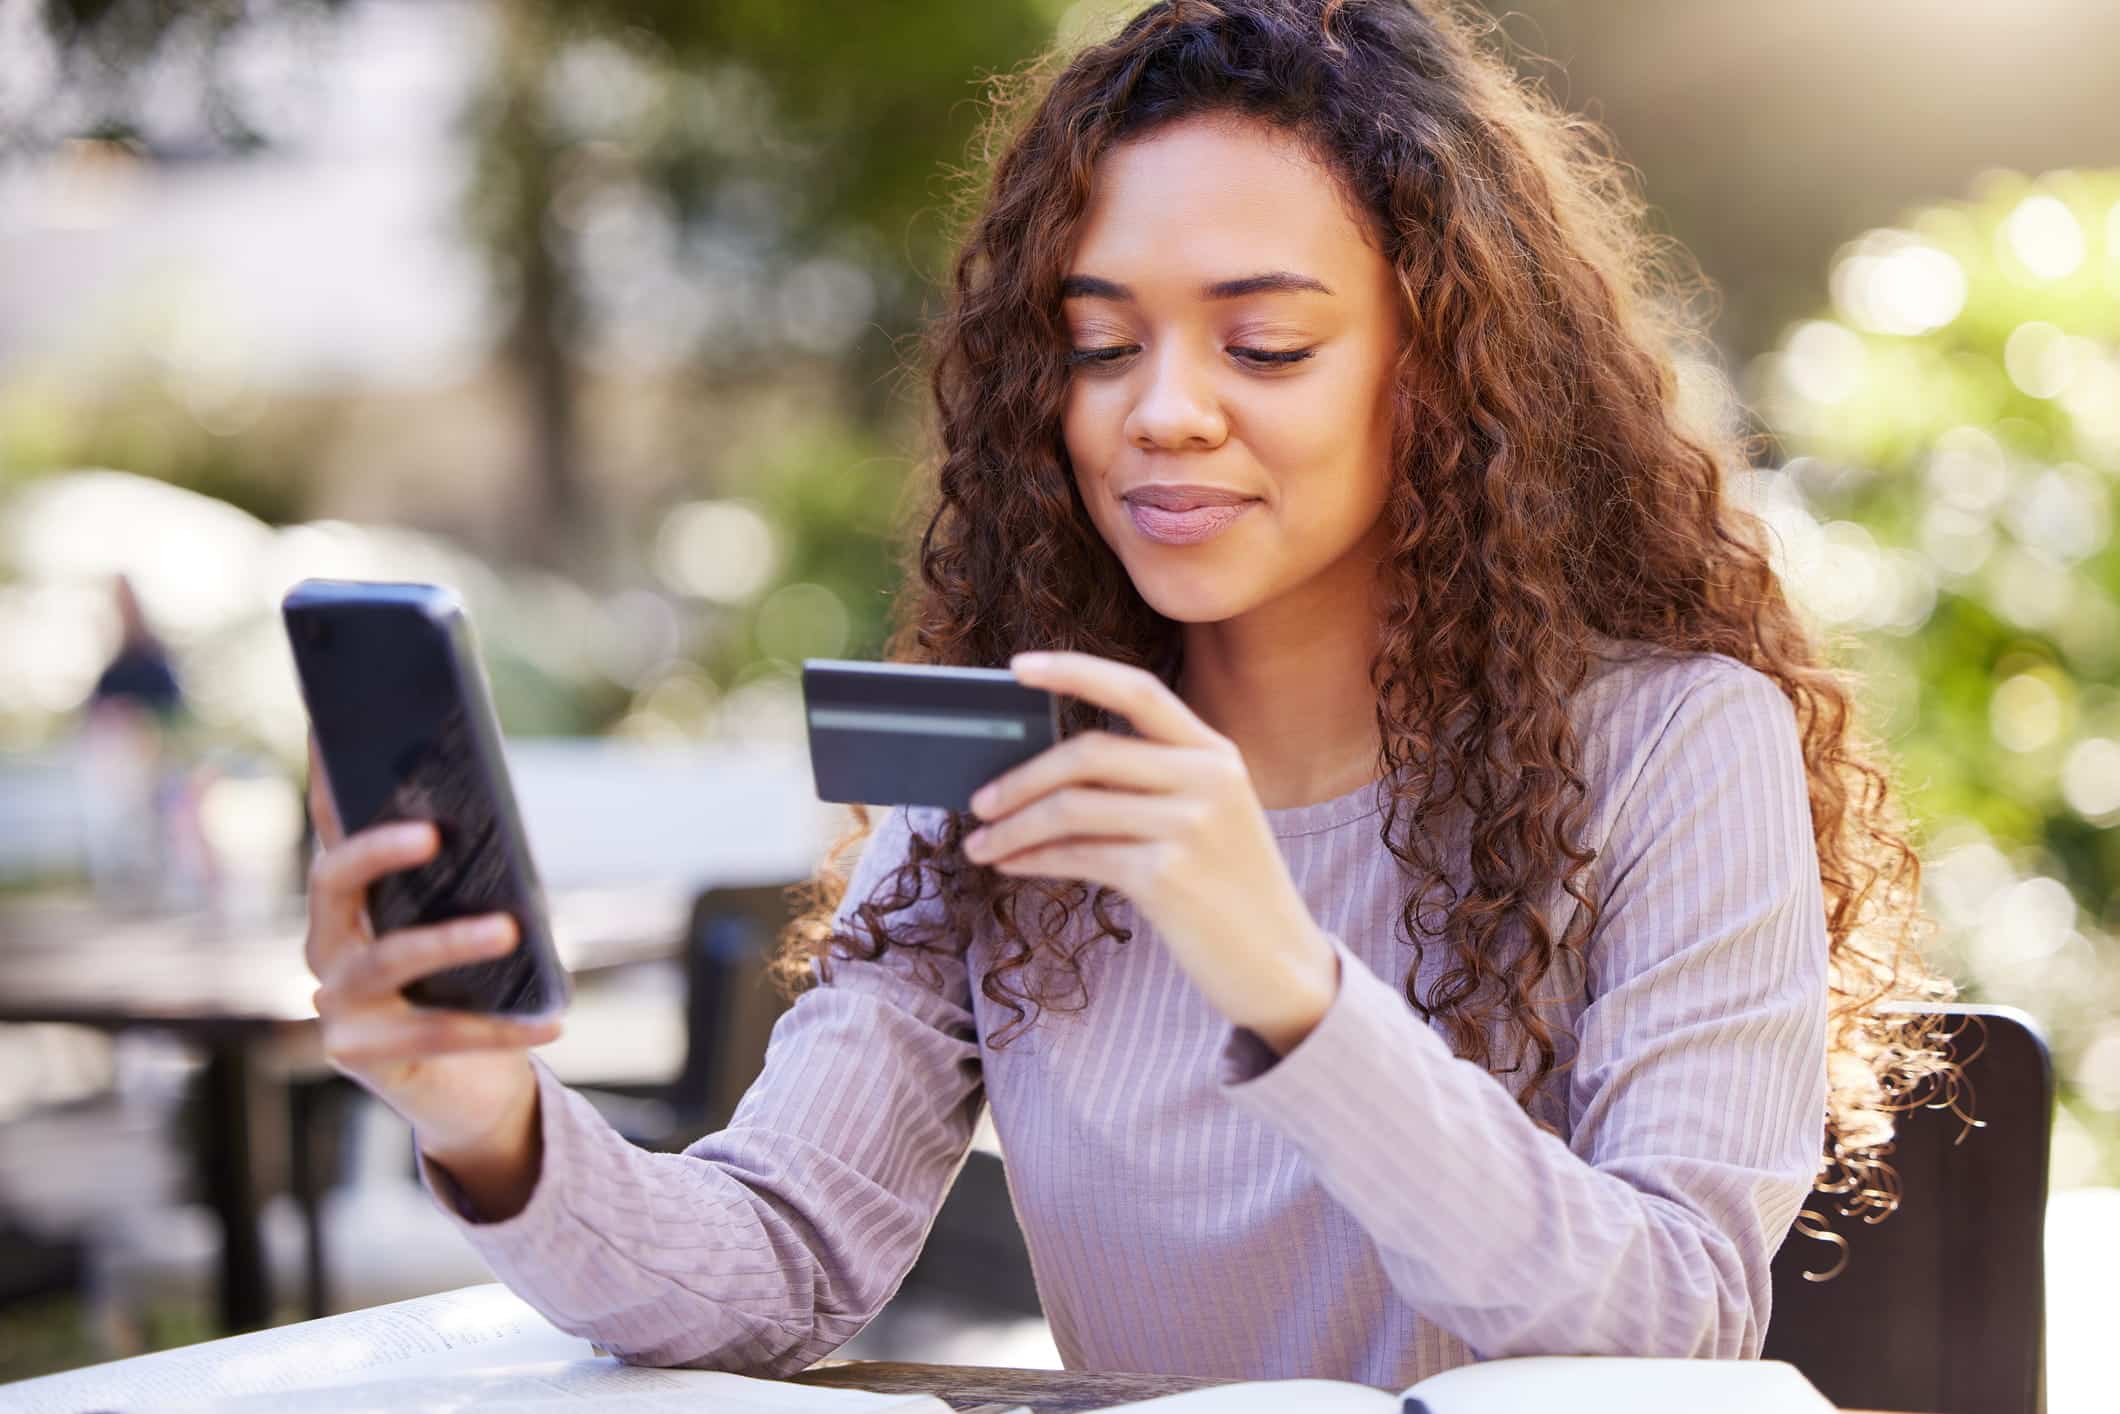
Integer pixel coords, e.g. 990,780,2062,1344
1,1,2116,1409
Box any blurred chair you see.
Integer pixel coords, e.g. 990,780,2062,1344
671,883,804,1129
669,883,1044,1318
900,1146,1041,1317
551,882,799,1153
1765,1003,2052,1414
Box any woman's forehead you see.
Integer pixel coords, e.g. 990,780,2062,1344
1069,117,1380,291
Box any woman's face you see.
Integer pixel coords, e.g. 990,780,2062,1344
1061,114,1406,627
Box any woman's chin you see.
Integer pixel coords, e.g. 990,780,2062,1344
1129,570,1259,625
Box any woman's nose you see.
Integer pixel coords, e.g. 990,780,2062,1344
1126,344,1228,450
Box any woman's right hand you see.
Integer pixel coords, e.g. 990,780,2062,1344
302,733,562,1216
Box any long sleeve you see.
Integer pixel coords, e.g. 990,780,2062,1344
415,803,984,1374
1212,660,1830,1359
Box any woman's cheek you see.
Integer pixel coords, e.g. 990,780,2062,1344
1059,393,1099,467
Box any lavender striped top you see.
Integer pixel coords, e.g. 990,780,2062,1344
419,645,1830,1387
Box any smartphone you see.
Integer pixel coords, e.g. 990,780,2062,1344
801,659,1061,813
283,579,568,1017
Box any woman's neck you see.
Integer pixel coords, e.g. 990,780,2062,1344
1177,613,1384,813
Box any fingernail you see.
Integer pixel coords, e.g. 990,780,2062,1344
393,822,436,849
971,785,997,815
1011,652,1049,671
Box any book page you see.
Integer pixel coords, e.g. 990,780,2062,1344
173,1359,953,1413
1095,1378,1392,1411
1095,1357,1836,1414
1401,1356,1835,1414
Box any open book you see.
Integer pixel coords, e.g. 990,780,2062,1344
1103,1356,1835,1413
3,1284,952,1414
7,1280,1835,1414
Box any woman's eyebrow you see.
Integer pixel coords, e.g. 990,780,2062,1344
1060,270,1335,301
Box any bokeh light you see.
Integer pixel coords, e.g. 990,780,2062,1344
2061,738,2120,824
653,498,778,603
753,581,850,664
1991,671,2067,754
1831,228,1966,336
2001,193,2087,281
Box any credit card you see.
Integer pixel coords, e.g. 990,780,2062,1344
802,658,1060,812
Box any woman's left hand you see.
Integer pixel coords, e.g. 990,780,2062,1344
963,651,1340,1054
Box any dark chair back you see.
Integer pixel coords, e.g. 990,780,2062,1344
1764,1004,2051,1414
673,883,804,1127
679,881,1044,1317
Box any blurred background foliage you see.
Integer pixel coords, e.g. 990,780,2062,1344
1742,168,2120,1184
1,0,1071,761
1,0,2117,1186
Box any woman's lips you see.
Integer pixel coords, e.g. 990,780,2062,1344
1125,498,1259,546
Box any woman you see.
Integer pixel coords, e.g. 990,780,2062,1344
302,0,1959,1387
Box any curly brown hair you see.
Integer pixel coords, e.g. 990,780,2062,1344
770,0,1963,1249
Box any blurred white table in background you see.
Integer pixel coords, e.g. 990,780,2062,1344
504,738,848,891
0,736,853,895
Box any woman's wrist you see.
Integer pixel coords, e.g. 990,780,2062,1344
1240,927,1342,1056
418,1068,545,1222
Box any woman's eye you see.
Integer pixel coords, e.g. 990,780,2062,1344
1061,345,1316,371
1063,345,1135,368
1230,345,1316,368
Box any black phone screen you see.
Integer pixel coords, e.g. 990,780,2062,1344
287,583,564,1016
